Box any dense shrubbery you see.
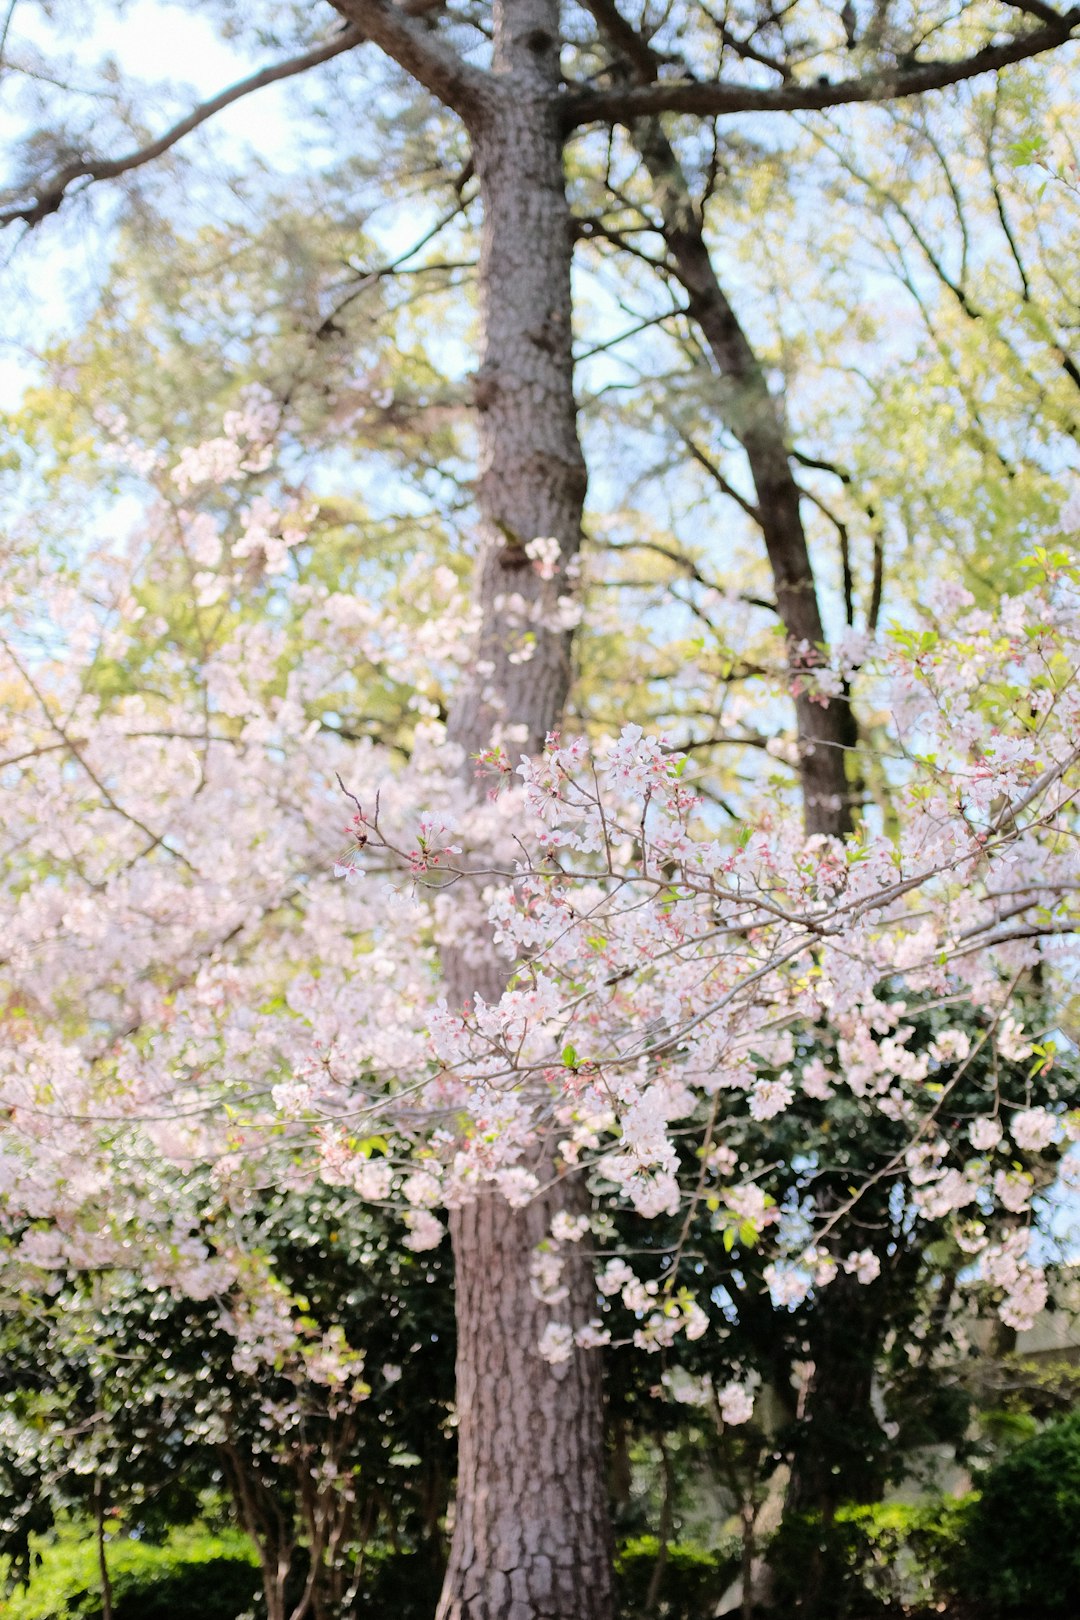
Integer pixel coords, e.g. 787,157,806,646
346,1548,445,1619
768,1498,972,1617
767,1407,1080,1618
4,1532,444,1620
4,1529,260,1620
949,1408,1080,1617
615,1536,740,1619
9,1411,1080,1620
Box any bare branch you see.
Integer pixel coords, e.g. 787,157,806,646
595,536,775,611
987,86,1033,302
329,0,490,120
0,27,367,230
671,424,763,523
2,1,491,231
316,186,475,338
566,11,1080,127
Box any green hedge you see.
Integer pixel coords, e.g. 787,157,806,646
4,1528,260,1620
4,1531,452,1620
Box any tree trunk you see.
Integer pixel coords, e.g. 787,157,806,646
435,2,613,1615
644,1433,675,1613
93,1475,114,1620
439,1173,613,1620
781,1271,886,1619
632,128,893,1609
635,123,858,841
217,1441,292,1620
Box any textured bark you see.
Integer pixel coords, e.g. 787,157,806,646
438,1173,613,1620
446,24,587,762
435,2,613,1615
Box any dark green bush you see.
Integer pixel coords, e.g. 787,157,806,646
768,1509,884,1617
346,1547,445,1618
949,1407,1080,1617
108,1553,260,1620
768,1497,971,1618
616,1535,739,1619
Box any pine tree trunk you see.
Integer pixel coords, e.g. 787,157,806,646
438,1174,613,1620
435,2,614,1614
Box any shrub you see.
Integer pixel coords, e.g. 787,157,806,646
4,1529,451,1620
4,1528,259,1620
949,1407,1080,1616
616,1535,740,1619
346,1547,445,1618
768,1497,972,1618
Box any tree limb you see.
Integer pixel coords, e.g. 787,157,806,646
329,0,490,121
1000,0,1065,22
2,1,490,231
0,0,18,73
0,27,367,229
565,11,1080,127
671,423,763,523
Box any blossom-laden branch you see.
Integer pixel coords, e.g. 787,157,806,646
1,404,1079,1374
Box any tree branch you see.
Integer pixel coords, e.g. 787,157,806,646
0,27,368,229
2,1,491,231
1000,0,1065,23
329,0,490,121
672,424,763,523
316,186,475,338
0,0,18,73
596,536,775,612
565,11,1080,127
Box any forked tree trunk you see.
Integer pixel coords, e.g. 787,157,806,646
435,1,614,1615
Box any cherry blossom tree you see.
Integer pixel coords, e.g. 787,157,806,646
0,395,1079,1611
3,4,1080,1614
